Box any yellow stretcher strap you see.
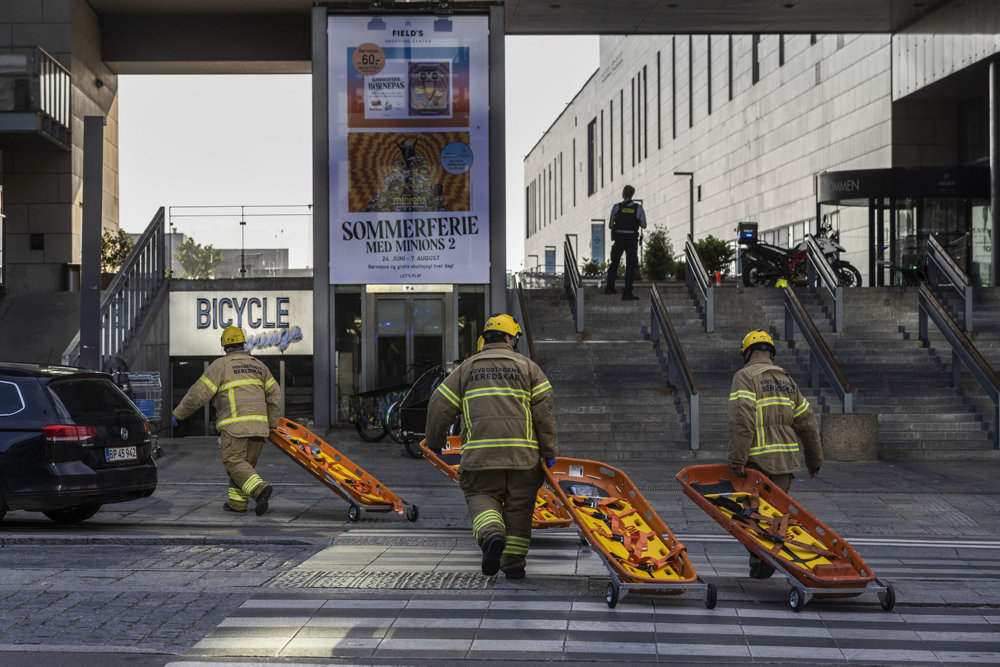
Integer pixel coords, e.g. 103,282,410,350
706,491,838,560
571,494,682,576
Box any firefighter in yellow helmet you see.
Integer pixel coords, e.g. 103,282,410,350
172,325,282,515
425,314,558,580
728,329,823,577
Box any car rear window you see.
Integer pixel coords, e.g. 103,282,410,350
0,380,26,416
48,378,143,425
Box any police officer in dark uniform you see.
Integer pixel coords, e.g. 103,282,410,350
605,184,647,300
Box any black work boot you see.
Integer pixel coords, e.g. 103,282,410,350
503,567,526,580
254,484,273,516
481,534,505,576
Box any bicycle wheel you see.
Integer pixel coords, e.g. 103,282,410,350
403,435,424,459
384,400,409,444
354,415,387,442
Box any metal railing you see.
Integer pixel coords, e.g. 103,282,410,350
925,233,973,331
0,47,71,147
782,285,852,413
918,283,1000,449
649,284,700,450
563,234,584,333
167,205,312,279
683,235,713,332
62,208,167,368
803,235,844,333
510,274,537,363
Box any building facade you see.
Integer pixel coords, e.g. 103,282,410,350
524,5,1000,286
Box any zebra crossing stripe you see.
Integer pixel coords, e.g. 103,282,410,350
186,593,1000,663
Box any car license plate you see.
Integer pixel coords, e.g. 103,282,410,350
105,446,137,463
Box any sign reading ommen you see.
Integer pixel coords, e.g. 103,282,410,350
328,14,490,285
169,291,313,357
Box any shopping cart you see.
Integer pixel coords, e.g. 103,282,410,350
128,371,163,457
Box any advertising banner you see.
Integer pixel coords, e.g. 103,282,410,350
328,14,490,284
169,291,313,357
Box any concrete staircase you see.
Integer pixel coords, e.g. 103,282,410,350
521,282,1000,462
794,286,996,459
525,286,688,461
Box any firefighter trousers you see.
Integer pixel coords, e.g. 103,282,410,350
219,432,269,510
458,465,544,572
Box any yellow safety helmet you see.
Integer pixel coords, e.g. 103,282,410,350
741,330,774,363
483,313,522,338
221,325,246,347
476,335,484,352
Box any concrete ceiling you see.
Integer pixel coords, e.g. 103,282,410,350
88,0,943,34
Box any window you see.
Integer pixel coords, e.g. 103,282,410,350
728,35,733,101
706,38,712,115
672,37,677,139
643,64,648,156
656,52,662,148
49,378,141,425
600,109,605,186
752,34,760,84
609,100,614,180
688,37,693,128
0,380,25,417
587,119,598,196
619,89,624,174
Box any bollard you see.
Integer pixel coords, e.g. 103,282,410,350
715,270,721,285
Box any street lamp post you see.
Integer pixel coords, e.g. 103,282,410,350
674,171,694,241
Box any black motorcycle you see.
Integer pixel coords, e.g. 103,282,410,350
740,222,862,288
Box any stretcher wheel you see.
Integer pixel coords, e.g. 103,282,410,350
879,584,896,612
788,586,805,612
348,504,361,522
406,505,419,522
605,581,620,608
705,583,717,609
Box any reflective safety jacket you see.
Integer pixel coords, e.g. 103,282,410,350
424,342,558,471
173,350,281,437
728,357,823,476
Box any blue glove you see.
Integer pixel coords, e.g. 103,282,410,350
171,415,178,427
545,457,556,469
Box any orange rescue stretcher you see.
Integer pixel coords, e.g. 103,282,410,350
545,457,716,608
676,463,895,612
419,436,572,530
268,418,418,523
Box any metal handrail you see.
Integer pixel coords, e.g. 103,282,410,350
918,282,1000,449
925,233,973,331
564,235,584,333
62,208,167,368
803,235,843,333
513,275,537,363
649,284,700,450
683,235,714,332
782,285,852,413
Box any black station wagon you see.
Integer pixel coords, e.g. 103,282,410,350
0,362,157,523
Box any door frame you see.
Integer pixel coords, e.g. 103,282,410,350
361,284,457,391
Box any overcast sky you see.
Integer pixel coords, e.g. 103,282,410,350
117,35,599,273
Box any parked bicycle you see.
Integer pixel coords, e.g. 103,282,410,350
384,361,460,459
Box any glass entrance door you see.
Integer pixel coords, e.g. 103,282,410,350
369,291,451,389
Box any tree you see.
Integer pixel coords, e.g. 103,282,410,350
101,229,134,274
176,237,222,279
640,225,676,281
695,234,735,278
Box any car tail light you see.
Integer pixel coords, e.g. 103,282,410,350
42,425,98,443
143,420,151,434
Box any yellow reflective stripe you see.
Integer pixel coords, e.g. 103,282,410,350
220,379,264,390
228,487,249,501
753,395,796,452
463,439,539,450
472,509,504,538
504,536,530,556
750,443,800,455
730,390,756,401
241,474,265,496
264,377,276,389
530,381,551,397
465,387,530,399
199,376,218,393
228,389,237,419
435,383,461,408
793,399,810,418
217,414,270,427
